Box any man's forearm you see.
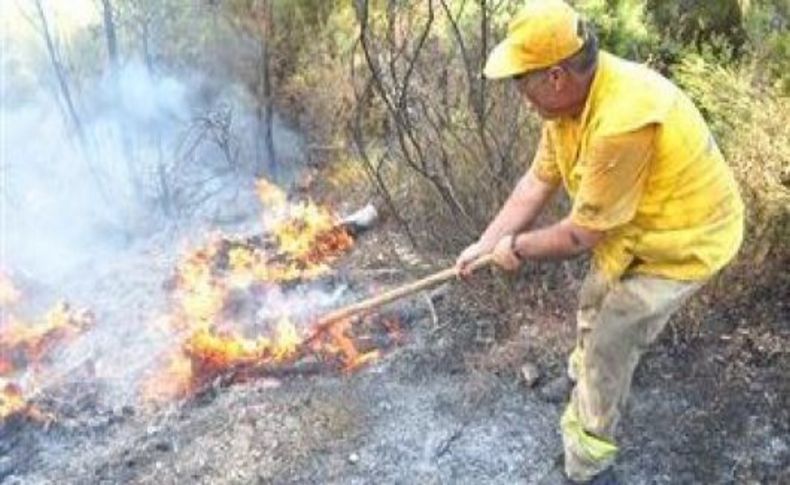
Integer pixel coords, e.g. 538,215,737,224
479,170,556,246
513,216,602,260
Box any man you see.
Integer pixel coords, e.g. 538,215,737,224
455,1,744,483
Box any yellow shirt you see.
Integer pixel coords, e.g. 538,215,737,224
534,51,744,281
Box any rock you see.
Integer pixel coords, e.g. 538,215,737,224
348,452,360,464
340,204,378,237
0,456,14,480
539,375,573,404
155,440,172,452
62,418,79,430
520,362,541,388
112,405,135,419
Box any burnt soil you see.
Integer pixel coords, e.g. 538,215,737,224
1,227,788,485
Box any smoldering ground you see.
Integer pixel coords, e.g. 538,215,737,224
1,34,308,417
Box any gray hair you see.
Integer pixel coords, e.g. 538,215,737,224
561,19,599,74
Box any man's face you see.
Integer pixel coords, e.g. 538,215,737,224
513,67,581,119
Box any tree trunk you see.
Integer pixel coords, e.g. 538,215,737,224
261,38,276,178
141,19,155,75
35,0,87,153
477,0,487,123
33,0,109,203
257,0,277,179
101,0,119,76
102,0,144,209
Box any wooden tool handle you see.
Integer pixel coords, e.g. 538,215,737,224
308,254,493,339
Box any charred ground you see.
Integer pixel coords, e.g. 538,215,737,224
1,224,787,485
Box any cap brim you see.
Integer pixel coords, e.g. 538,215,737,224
483,40,532,79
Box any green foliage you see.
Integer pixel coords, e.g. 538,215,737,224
674,55,790,263
274,1,358,146
646,0,749,57
577,0,789,89
575,0,660,61
742,0,790,94
273,0,344,30
764,30,790,94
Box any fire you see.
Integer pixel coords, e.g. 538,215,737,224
142,178,370,402
0,302,93,371
323,318,381,372
139,353,192,403
0,382,26,418
273,203,354,263
272,317,300,359
255,178,287,209
0,178,403,418
0,271,21,306
0,283,93,422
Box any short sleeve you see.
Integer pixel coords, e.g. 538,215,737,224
531,126,562,185
571,126,655,231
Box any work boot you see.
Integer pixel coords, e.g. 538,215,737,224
538,375,573,403
583,468,620,485
537,453,568,485
538,454,620,485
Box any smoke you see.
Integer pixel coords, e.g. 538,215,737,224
0,6,351,420
2,56,307,409
2,59,304,285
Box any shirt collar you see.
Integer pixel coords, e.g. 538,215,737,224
569,50,610,129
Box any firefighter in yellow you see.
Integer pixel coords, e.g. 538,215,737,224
455,1,744,483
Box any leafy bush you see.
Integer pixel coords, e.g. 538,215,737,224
674,55,790,265
576,0,660,61
742,0,790,94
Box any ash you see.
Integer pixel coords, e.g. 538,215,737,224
0,228,559,485
1,226,787,484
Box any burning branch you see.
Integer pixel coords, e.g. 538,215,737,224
142,178,375,402
141,177,490,405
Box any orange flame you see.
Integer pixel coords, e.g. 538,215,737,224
0,302,92,370
142,178,369,402
0,271,21,307
256,178,287,209
0,382,26,419
0,178,397,415
0,288,93,422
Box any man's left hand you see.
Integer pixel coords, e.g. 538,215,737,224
492,234,522,272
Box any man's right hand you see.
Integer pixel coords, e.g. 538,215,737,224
455,240,491,278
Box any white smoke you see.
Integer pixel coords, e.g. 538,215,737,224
0,4,321,415
2,59,304,285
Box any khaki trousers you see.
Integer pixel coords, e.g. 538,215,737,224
561,270,703,481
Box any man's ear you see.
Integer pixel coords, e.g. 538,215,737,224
547,66,566,92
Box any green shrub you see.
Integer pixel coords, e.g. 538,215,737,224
742,1,790,95
576,0,660,61
674,55,790,265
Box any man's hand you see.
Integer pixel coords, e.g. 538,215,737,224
456,240,491,278
455,170,556,278
491,234,522,272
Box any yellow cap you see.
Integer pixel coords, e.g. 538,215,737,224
484,0,584,79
